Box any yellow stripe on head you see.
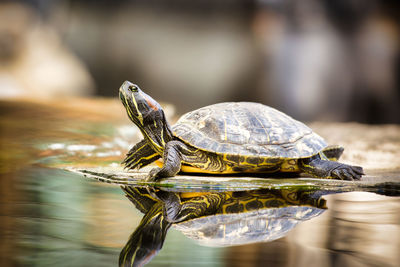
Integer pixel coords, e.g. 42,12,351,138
129,92,144,125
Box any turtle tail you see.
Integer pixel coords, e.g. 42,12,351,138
322,145,344,161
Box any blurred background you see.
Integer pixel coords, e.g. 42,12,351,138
1,0,399,123
1,2,400,267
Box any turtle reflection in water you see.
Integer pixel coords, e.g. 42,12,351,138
119,187,327,267
119,81,364,181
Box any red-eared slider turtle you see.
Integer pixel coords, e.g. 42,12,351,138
119,81,364,181
119,187,327,267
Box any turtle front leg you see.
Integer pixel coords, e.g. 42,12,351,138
148,140,191,181
299,153,364,180
123,139,160,169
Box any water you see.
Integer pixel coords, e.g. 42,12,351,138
1,99,399,267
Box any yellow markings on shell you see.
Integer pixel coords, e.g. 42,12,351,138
177,153,303,174
280,159,300,172
180,164,226,174
222,116,228,141
179,192,210,198
253,111,270,143
179,163,271,174
223,154,287,169
240,198,260,209
221,195,263,213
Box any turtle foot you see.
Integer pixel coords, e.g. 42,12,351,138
300,155,365,181
331,165,364,181
146,167,162,182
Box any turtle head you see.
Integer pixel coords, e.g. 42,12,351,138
119,81,173,151
119,81,162,126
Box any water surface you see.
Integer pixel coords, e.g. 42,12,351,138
1,99,399,267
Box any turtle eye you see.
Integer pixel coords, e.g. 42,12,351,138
128,85,138,92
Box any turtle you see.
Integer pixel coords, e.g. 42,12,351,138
119,81,364,181
119,186,327,267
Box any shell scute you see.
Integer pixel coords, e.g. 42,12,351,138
173,102,327,158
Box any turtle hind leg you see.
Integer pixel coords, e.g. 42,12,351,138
299,153,364,180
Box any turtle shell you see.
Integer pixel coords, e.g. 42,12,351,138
172,102,327,159
173,205,325,247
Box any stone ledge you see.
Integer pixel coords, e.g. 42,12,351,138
67,167,400,196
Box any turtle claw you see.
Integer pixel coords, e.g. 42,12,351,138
352,166,365,175
145,186,160,199
331,165,364,181
146,167,162,182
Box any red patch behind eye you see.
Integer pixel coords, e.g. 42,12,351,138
145,97,159,111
